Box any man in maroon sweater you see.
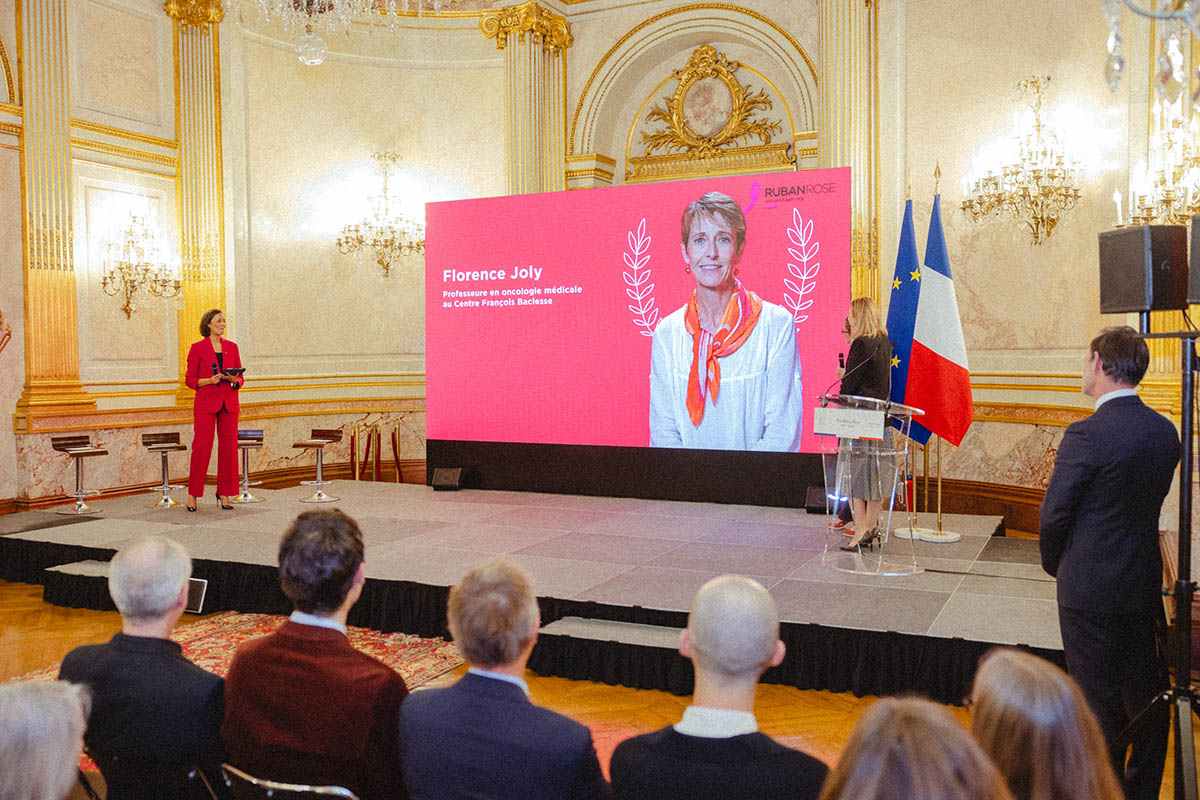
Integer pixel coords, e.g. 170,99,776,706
221,509,409,800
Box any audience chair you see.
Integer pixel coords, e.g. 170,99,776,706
293,429,342,504
87,748,224,800
221,764,359,800
50,435,108,515
233,429,266,504
142,432,188,508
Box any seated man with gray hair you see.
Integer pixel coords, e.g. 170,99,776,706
609,575,828,800
59,535,225,799
398,558,609,800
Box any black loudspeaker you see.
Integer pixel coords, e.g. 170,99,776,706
805,485,828,514
1098,225,1189,313
431,467,463,491
1189,216,1200,304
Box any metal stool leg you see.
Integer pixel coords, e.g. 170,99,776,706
57,457,98,515
150,451,180,508
300,448,338,503
232,447,264,504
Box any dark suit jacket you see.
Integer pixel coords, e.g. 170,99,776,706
58,633,226,799
840,334,890,400
610,727,828,800
186,337,243,414
1039,394,1179,615
398,671,609,800
221,621,410,800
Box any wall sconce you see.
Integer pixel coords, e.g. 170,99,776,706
100,213,182,319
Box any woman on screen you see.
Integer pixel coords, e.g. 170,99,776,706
838,296,892,551
648,191,803,451
185,308,244,511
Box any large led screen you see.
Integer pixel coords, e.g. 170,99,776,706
426,168,851,454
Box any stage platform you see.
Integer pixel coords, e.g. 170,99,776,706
0,481,1061,703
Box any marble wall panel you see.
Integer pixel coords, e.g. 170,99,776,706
0,147,23,501
233,33,503,375
70,0,172,134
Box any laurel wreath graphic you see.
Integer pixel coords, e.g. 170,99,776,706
783,207,819,326
624,218,658,336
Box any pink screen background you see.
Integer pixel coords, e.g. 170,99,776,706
425,168,852,453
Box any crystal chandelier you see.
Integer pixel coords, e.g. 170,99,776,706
1122,97,1200,225
225,1,413,66
1101,0,1200,96
336,153,425,277
961,77,1082,245
100,214,183,319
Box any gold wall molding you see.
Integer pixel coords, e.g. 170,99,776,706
15,0,96,421
70,136,178,168
625,44,794,184
480,2,572,194
163,0,225,28
569,4,816,159
0,102,21,116
0,121,20,137
72,118,178,150
971,402,1090,428
0,36,16,104
480,1,572,52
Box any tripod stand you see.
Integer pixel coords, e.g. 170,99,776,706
1124,329,1200,800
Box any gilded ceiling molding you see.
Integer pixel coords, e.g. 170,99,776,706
479,1,572,52
0,37,16,104
163,0,225,28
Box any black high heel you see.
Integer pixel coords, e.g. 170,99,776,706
186,496,197,512
218,495,233,510
840,527,880,552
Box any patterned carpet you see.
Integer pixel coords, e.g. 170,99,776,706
13,611,464,688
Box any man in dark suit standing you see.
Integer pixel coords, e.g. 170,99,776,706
1040,325,1179,800
609,575,828,800
222,509,409,799
59,536,225,799
398,559,608,800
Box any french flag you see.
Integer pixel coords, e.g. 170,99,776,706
887,195,973,446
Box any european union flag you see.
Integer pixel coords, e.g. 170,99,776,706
886,199,932,444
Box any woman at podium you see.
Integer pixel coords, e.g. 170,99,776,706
838,296,892,550
648,191,803,451
184,308,244,511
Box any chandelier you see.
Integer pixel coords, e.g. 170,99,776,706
960,77,1081,245
100,214,182,319
225,1,437,66
1101,0,1200,96
336,152,425,277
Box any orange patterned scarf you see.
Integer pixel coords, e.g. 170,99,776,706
684,281,763,426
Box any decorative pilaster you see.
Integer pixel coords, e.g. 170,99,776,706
480,2,572,195
818,0,879,300
14,0,96,427
167,5,225,402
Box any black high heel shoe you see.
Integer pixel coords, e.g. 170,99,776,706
218,495,233,510
840,527,880,552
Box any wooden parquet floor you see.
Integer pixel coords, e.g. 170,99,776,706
0,578,1186,799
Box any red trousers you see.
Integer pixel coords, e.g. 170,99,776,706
189,406,239,498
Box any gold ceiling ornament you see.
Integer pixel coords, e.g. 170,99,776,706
960,76,1081,245
0,309,10,357
480,2,572,52
626,45,793,184
163,0,226,27
336,152,425,278
641,45,781,159
101,214,183,319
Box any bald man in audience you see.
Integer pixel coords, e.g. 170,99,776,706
609,575,828,800
398,558,609,800
59,536,226,800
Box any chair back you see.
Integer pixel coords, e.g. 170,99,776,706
238,429,265,445
88,748,224,800
310,429,343,443
142,432,182,447
221,764,359,800
51,435,92,452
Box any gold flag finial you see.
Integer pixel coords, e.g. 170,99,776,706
934,163,942,195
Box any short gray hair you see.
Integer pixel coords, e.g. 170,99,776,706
108,536,191,622
687,575,780,681
447,559,539,668
0,681,91,800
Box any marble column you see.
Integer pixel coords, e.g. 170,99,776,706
13,0,96,430
818,0,879,301
480,2,572,195
165,2,225,402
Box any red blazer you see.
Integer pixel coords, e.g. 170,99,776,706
186,338,244,414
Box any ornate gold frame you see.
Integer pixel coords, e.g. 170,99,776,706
627,45,794,183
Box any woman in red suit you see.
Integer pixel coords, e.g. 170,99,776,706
185,309,244,511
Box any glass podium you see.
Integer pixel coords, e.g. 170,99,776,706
815,394,925,577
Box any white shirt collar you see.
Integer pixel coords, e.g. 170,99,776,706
672,705,758,738
1094,387,1137,410
289,610,347,634
468,666,531,697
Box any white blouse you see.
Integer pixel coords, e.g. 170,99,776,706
648,299,803,451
